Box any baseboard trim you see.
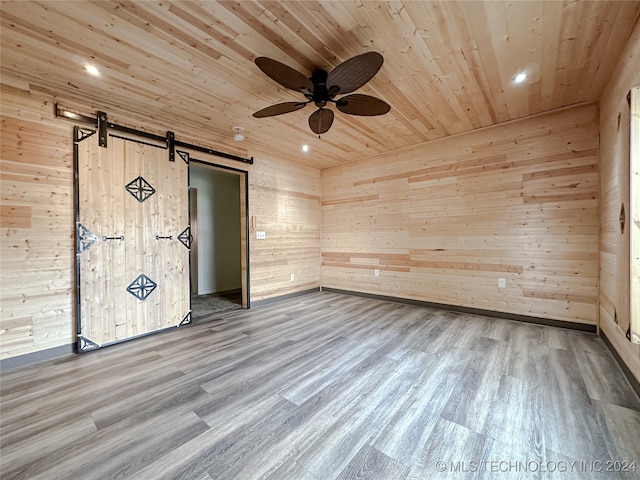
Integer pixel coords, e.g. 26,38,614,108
0,343,75,372
251,287,321,308
321,288,597,333
599,330,640,401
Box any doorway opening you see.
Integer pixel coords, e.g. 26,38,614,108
189,161,249,320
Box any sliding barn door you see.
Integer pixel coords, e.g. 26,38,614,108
75,128,190,350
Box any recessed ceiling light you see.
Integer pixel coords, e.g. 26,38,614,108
514,72,527,83
84,64,100,76
302,144,309,153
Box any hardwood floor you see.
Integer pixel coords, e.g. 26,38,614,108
1,292,639,480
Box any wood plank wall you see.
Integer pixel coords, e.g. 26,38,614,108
0,84,321,361
0,85,74,358
599,22,640,383
248,153,321,301
322,103,600,325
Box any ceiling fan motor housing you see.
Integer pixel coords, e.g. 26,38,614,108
310,69,330,107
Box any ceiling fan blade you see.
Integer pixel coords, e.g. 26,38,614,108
336,94,390,116
309,108,334,134
252,102,307,118
327,52,384,94
255,57,313,93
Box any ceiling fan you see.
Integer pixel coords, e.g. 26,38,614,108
252,52,390,135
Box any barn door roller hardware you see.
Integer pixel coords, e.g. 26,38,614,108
57,104,254,164
97,111,108,147
167,131,175,162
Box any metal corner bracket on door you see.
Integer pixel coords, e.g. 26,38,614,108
178,226,191,249
78,335,100,352
75,127,96,142
179,312,191,326
177,150,190,164
76,223,99,253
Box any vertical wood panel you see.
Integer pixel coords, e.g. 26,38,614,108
599,22,640,384
0,205,32,228
78,135,111,344
322,104,600,324
249,154,322,301
0,87,74,358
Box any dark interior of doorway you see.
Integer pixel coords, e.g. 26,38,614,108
189,162,244,320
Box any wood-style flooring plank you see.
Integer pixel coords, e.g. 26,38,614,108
574,346,640,411
594,400,640,479
5,410,210,480
1,292,638,480
295,351,431,478
406,417,486,480
371,348,469,467
263,458,319,480
538,347,612,463
278,336,379,405
336,444,409,480
440,337,510,434
478,374,548,479
1,364,186,446
127,394,296,480
0,413,97,477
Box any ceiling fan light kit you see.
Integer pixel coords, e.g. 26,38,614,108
252,52,390,135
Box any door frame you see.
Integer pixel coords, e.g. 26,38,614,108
189,187,199,295
189,159,250,309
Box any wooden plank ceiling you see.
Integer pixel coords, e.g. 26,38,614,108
1,1,639,169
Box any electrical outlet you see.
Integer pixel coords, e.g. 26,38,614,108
374,269,380,277
498,278,506,288
256,231,266,240
290,273,295,281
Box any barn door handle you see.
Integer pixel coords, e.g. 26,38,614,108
156,235,173,240
102,235,124,241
